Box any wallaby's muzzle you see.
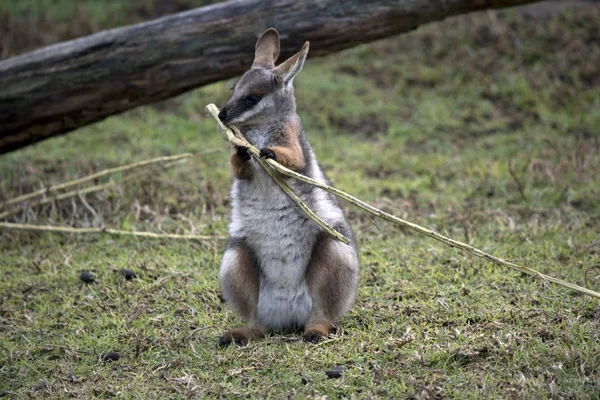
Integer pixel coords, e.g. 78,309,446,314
218,108,227,122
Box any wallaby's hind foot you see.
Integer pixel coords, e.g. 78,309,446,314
219,325,265,347
303,321,332,344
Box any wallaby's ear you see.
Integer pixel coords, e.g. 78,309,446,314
253,28,280,68
275,41,309,84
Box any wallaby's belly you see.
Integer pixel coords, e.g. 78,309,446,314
257,282,312,330
251,211,315,330
230,169,320,330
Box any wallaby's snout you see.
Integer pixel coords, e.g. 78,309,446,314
218,108,227,122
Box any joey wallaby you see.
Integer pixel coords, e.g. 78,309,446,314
218,28,359,346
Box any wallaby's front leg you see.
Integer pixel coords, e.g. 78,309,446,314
304,233,359,343
260,123,306,171
230,145,253,179
219,239,265,346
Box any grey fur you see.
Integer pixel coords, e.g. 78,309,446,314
219,29,359,335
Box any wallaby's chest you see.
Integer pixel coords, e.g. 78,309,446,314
230,168,318,272
244,127,273,150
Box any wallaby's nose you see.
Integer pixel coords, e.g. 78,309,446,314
218,108,227,122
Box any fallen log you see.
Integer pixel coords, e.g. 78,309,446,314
0,0,540,154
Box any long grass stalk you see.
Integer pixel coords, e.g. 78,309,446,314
0,221,226,241
0,153,198,209
0,181,117,220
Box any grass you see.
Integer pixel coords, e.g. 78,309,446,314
1,1,600,398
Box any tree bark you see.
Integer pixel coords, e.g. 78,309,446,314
0,0,540,154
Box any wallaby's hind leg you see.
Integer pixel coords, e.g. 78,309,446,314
304,233,359,343
219,239,265,346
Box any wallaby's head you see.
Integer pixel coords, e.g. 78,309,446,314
218,28,309,127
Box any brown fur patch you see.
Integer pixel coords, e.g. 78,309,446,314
222,243,259,320
220,325,265,347
306,234,358,327
267,121,305,171
220,240,267,346
230,147,253,179
303,322,331,343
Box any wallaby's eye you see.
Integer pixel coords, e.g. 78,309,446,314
245,94,262,106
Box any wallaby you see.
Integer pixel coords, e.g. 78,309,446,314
217,28,359,346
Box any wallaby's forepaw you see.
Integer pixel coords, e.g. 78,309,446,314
259,147,276,160
236,146,251,161
218,326,264,347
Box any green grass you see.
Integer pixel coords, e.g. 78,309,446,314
1,3,600,398
0,0,216,26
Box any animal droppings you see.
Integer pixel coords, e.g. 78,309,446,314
101,351,120,362
32,381,48,391
325,365,343,379
121,269,137,280
79,271,95,284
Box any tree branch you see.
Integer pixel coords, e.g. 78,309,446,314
0,0,541,154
